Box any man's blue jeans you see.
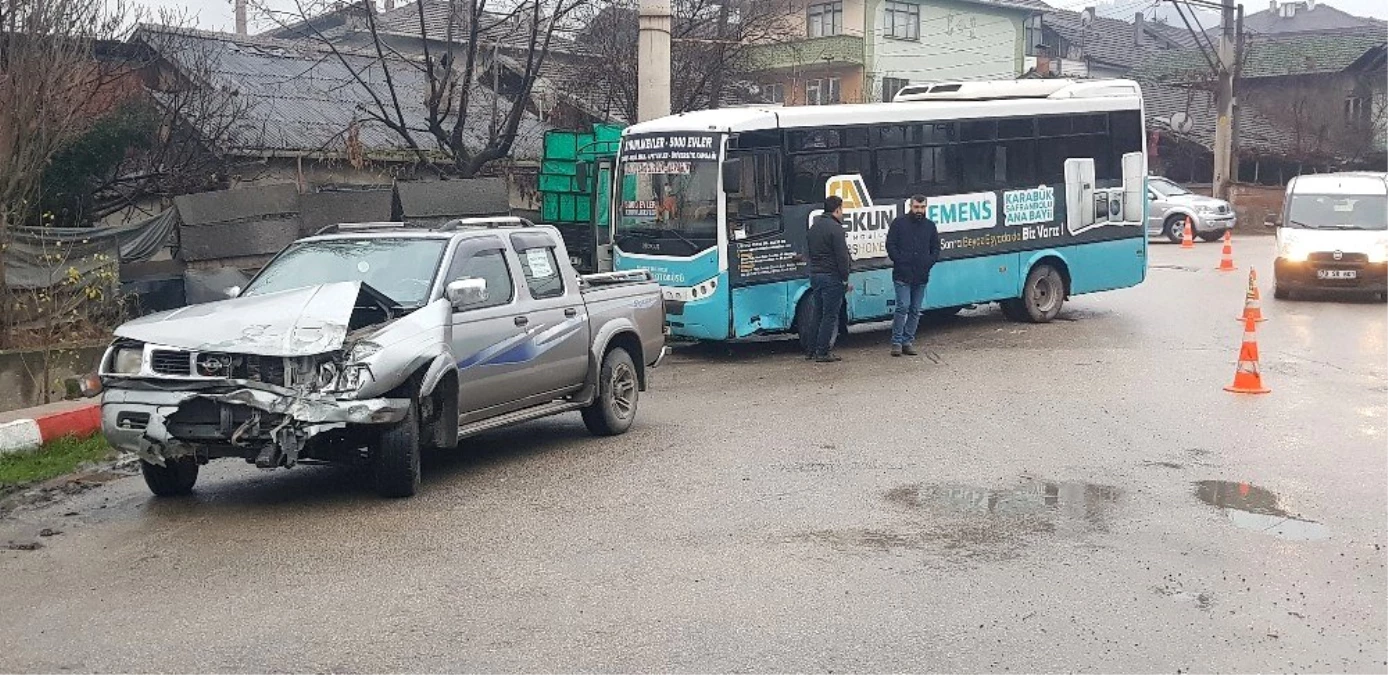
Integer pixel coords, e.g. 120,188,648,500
809,273,846,356
891,281,927,346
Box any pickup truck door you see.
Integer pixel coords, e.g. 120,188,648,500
443,236,531,419
507,230,591,402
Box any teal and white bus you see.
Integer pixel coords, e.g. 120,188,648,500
611,79,1149,348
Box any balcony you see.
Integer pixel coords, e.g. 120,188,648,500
744,35,866,73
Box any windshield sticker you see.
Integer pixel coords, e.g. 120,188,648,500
625,160,693,175
526,249,556,278
621,132,720,163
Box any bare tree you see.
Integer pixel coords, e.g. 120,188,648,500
266,0,588,178
0,0,137,344
37,21,253,226
577,0,800,122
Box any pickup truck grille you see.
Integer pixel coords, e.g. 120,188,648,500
151,349,194,376
149,348,286,385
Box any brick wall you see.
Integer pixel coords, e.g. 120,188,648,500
1188,183,1285,232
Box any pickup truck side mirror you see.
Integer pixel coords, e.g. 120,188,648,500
1264,214,1280,229
446,278,488,310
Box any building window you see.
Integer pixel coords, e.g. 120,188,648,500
807,1,843,38
882,77,910,102
1024,15,1043,56
806,77,841,105
884,1,920,40
1345,96,1368,125
763,83,785,104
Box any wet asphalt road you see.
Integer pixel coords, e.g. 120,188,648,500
1,236,1385,673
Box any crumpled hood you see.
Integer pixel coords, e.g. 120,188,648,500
114,282,363,356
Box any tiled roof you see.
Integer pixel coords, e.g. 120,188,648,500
1238,2,1384,35
136,25,548,161
1132,27,1385,82
1142,82,1302,158
367,0,579,52
1043,10,1189,69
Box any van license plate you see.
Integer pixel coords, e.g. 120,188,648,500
1318,270,1357,280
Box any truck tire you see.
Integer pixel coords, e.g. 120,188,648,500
373,397,422,498
583,347,639,437
1001,263,1065,323
141,457,199,497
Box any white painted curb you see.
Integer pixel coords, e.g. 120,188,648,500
0,419,45,455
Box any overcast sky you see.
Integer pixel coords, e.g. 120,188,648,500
146,0,1387,33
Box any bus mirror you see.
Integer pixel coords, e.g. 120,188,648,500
722,158,743,192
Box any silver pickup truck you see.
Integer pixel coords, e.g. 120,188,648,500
99,218,667,498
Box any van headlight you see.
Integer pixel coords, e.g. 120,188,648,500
1370,244,1388,264
1280,241,1309,262
109,344,144,374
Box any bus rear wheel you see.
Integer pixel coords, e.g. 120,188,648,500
1001,263,1065,323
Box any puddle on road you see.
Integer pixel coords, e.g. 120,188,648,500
1194,480,1330,541
801,478,1121,560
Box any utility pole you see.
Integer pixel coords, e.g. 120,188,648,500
1231,4,1245,184
638,0,672,123
1213,0,1236,200
234,0,248,35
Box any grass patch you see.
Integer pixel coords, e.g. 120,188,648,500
0,435,116,487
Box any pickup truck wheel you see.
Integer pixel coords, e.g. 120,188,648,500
583,347,638,437
372,398,421,498
141,457,198,497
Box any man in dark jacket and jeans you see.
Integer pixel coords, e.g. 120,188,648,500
885,194,942,356
806,195,852,362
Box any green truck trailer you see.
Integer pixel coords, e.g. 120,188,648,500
538,123,624,273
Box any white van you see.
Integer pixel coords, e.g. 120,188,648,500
1268,172,1388,300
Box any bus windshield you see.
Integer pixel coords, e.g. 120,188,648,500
615,160,719,254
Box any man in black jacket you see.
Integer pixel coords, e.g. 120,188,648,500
885,195,942,357
806,196,852,362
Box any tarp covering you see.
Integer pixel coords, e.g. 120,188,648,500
3,209,178,289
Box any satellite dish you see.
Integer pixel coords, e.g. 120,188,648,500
1170,111,1194,133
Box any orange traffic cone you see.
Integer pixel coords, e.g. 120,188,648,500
1225,316,1271,394
1237,268,1267,323
1181,217,1196,249
1217,230,1237,272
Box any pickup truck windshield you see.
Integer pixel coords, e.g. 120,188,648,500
244,238,448,307
1286,194,1388,231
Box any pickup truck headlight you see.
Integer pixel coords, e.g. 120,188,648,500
348,341,383,362
110,345,144,374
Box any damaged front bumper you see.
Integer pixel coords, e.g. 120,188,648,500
102,384,409,469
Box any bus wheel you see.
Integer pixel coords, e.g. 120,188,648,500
795,297,840,355
1002,264,1065,323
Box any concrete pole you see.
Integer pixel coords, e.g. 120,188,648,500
638,0,672,123
1213,0,1236,200
234,0,248,35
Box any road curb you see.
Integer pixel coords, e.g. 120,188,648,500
0,403,102,455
